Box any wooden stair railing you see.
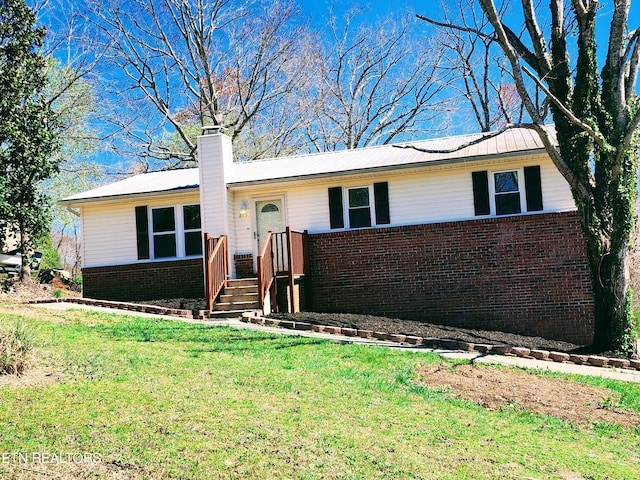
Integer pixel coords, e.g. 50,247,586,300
204,233,228,312
256,227,310,312
257,231,277,310
285,227,309,313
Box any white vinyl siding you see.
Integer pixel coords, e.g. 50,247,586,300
79,153,574,270
81,192,201,268
227,153,575,258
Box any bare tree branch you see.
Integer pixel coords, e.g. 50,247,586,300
521,64,609,150
393,123,531,153
300,8,448,152
82,0,313,165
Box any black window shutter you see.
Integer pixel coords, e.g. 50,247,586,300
373,182,390,225
472,171,490,216
524,166,544,212
135,206,150,260
328,187,344,229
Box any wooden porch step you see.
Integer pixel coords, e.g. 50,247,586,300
226,278,259,287
208,277,260,316
223,285,258,296
213,300,260,312
219,292,259,303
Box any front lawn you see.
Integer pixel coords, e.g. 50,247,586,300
0,304,639,479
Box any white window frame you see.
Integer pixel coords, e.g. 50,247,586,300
149,203,202,260
489,169,527,216
344,185,376,229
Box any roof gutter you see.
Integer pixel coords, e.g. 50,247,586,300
66,205,80,217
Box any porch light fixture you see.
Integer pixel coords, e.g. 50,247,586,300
239,201,249,218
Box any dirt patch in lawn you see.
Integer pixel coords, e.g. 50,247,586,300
270,312,583,352
416,363,640,428
0,366,64,387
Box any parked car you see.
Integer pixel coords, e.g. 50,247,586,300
0,249,42,274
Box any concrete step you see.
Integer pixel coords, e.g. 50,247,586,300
208,309,249,319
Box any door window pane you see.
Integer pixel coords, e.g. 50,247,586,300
260,203,279,213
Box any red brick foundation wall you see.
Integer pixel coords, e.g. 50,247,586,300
234,253,254,278
82,258,204,301
307,212,594,345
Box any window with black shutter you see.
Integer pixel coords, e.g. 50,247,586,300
328,182,390,229
135,206,150,260
472,166,544,217
136,203,202,260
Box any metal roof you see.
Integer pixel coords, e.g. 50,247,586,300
228,127,551,185
61,168,200,203
61,127,552,204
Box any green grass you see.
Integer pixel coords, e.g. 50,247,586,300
1,307,640,479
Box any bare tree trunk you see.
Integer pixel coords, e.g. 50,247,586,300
18,224,32,283
582,232,635,353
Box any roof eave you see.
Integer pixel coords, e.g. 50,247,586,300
58,186,201,207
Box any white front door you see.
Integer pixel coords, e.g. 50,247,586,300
255,199,284,252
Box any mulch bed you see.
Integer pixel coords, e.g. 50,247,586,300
269,312,583,352
132,299,584,352
129,299,585,352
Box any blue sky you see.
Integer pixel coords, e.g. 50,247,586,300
297,1,437,31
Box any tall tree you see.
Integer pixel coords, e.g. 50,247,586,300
84,0,315,167
422,0,524,132
301,8,448,152
420,0,640,355
0,0,59,281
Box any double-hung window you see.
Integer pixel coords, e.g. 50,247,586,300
328,182,390,229
347,187,373,228
182,205,203,256
472,166,543,217
152,207,177,258
136,204,202,260
493,170,522,215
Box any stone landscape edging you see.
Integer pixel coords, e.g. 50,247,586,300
27,297,197,318
240,311,640,372
25,298,639,372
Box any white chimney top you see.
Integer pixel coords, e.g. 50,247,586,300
201,125,223,135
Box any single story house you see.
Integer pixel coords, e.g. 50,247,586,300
60,127,594,344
